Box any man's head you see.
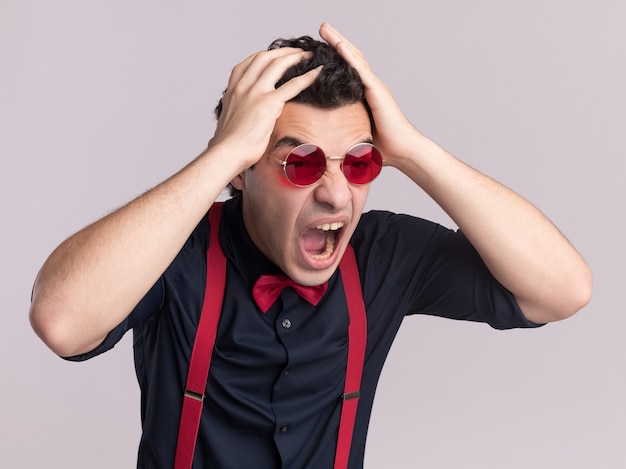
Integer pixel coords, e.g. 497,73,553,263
224,35,378,286
215,36,372,198
215,35,370,130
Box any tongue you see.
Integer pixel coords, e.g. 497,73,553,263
302,228,328,254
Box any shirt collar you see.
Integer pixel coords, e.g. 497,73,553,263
218,197,340,295
219,197,282,289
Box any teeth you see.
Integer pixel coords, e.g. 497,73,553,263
315,221,344,231
310,230,336,259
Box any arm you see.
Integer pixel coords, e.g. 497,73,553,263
320,23,592,324
30,48,322,357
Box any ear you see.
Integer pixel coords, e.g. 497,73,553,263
230,172,245,191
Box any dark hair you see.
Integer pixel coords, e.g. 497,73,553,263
215,35,371,197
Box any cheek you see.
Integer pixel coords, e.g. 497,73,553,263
247,184,308,236
351,186,370,213
245,162,294,196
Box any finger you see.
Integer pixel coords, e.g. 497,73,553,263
273,65,324,102
230,47,311,91
225,50,262,91
319,22,346,49
244,49,314,91
320,23,364,57
320,23,369,73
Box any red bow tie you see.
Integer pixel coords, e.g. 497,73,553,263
252,274,328,313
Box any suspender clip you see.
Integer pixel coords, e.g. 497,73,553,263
342,390,360,401
184,389,205,402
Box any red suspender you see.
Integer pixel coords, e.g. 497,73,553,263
334,245,367,469
174,204,226,469
174,202,367,469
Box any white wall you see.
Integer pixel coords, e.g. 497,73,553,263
2,1,624,467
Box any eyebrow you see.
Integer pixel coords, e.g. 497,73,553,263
271,136,305,153
270,136,375,154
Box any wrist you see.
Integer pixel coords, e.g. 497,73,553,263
380,129,433,169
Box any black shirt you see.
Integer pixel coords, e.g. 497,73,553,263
68,197,539,468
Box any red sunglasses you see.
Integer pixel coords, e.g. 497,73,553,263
271,143,383,187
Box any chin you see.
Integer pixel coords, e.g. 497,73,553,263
295,265,338,287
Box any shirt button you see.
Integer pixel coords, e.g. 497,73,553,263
281,318,292,329
279,425,289,433
283,369,289,377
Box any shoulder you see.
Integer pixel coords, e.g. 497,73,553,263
350,210,472,288
163,213,210,281
352,209,449,251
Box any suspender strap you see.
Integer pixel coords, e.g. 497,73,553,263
174,202,367,469
174,203,226,469
334,244,367,469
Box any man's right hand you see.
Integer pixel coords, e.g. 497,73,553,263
29,45,321,358
207,47,322,173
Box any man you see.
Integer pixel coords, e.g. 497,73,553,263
29,23,592,468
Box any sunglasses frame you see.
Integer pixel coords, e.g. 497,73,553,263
270,142,383,187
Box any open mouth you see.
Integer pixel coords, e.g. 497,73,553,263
302,221,345,260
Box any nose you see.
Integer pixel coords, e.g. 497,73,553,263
313,160,352,210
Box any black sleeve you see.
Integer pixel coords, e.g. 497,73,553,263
62,278,164,362
353,210,542,330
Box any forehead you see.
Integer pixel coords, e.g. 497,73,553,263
269,102,372,152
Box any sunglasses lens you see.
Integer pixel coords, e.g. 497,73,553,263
284,145,326,186
343,144,383,184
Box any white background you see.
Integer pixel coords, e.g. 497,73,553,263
2,1,624,467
